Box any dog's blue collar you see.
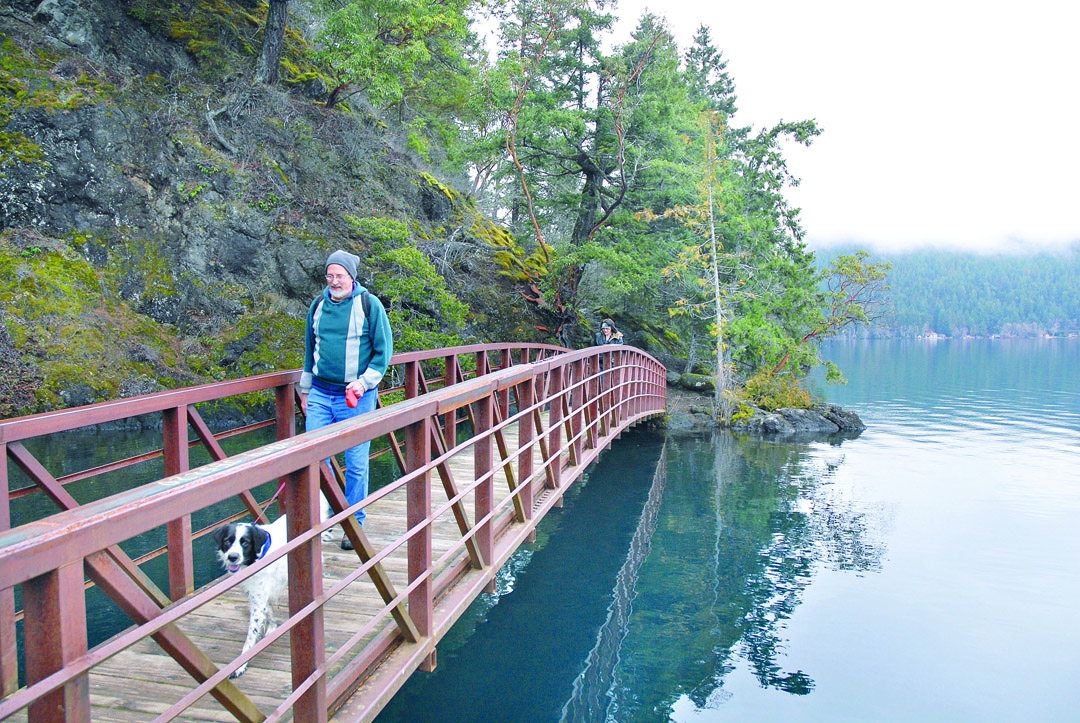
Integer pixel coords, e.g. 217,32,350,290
257,532,272,561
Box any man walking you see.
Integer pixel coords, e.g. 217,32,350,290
299,249,393,549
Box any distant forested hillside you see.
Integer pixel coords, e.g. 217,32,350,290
815,245,1080,337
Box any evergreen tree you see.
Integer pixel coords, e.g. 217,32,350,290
314,0,475,110
684,24,737,116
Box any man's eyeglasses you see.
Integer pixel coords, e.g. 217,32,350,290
325,274,350,283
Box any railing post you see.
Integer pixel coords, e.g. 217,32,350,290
0,443,16,697
406,360,421,399
658,361,666,414
639,354,648,410
499,349,512,421
640,358,646,415
570,360,583,464
24,561,90,723
276,383,296,440
474,393,494,592
517,377,536,529
443,355,457,447
284,462,327,723
475,349,490,379
406,415,434,671
642,358,649,415
609,350,622,428
163,405,193,601
586,357,599,448
640,358,647,416
547,366,563,490
615,350,624,424
641,357,649,416
275,383,296,516
598,353,611,438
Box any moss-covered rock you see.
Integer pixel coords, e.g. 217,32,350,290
678,372,715,392
0,231,178,410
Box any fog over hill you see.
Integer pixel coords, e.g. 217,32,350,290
812,243,1080,338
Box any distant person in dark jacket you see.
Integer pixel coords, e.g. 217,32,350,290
594,318,624,346
594,318,624,376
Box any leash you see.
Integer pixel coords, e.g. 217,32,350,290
258,479,288,524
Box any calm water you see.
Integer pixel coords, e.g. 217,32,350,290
376,339,1080,723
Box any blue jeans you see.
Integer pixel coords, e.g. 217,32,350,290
305,385,377,525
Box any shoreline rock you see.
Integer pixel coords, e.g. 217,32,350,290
662,386,866,439
732,402,866,437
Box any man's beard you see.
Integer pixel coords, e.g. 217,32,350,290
329,285,350,300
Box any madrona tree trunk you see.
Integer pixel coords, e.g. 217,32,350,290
255,0,288,86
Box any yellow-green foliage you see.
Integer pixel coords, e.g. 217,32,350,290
419,171,454,201
280,59,320,85
0,34,110,167
267,158,289,184
742,369,813,411
728,398,756,424
347,216,410,246
374,244,468,353
473,218,550,282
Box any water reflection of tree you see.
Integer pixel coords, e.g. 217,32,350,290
607,431,883,721
560,445,669,723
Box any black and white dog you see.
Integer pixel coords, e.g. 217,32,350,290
211,515,291,678
212,495,337,677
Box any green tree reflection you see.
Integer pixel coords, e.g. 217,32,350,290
572,431,882,722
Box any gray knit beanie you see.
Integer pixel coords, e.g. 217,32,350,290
325,249,359,280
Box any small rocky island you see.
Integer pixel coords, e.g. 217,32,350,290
663,386,866,437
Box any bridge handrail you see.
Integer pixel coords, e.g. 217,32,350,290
0,344,667,722
0,345,662,584
0,342,569,443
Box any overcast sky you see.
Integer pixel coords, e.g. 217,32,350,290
611,0,1080,255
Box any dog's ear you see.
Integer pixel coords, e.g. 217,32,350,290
248,525,269,554
211,523,232,549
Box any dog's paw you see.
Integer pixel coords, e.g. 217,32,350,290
230,665,247,679
321,529,335,542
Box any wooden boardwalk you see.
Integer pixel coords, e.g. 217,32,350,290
39,422,560,722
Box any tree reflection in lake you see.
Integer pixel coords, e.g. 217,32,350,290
561,443,669,723
579,430,881,722
378,427,878,723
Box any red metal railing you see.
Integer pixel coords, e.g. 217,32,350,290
0,344,666,722
0,343,564,696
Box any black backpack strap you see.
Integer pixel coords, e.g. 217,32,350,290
362,291,371,336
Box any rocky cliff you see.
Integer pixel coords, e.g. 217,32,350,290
0,0,545,418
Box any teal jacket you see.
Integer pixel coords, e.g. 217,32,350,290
300,282,393,394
